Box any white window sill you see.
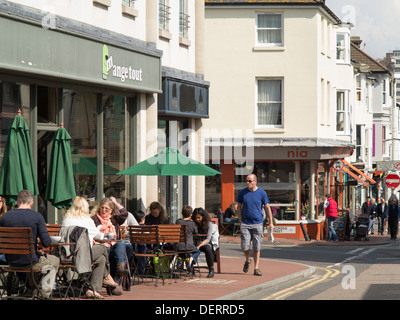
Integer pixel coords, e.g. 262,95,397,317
254,128,285,134
122,4,138,18
253,46,285,52
93,0,111,8
159,29,172,41
179,36,191,47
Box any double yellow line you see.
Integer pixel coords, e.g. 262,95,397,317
262,267,340,300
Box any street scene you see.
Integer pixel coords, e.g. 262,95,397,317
1,0,400,310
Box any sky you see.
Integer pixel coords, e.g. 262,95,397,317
325,0,400,60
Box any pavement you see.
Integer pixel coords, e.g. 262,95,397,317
101,233,391,301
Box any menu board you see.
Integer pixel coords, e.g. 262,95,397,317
332,210,350,239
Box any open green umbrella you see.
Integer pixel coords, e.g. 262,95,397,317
0,113,39,206
72,156,119,175
117,147,220,176
117,147,220,221
45,126,76,209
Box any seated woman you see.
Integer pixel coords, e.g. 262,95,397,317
144,201,168,225
62,196,121,298
90,197,129,286
192,207,219,278
224,202,238,234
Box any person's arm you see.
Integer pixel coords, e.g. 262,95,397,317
264,204,274,229
37,216,51,248
237,203,242,222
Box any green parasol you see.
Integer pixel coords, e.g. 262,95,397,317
0,112,39,206
45,125,76,209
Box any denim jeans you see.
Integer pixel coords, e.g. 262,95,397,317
377,216,385,234
327,217,338,241
107,241,128,279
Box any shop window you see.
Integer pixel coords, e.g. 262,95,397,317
234,161,298,221
103,95,126,202
63,90,98,203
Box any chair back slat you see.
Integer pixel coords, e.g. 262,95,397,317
158,225,182,244
46,224,61,236
128,225,159,245
0,227,35,255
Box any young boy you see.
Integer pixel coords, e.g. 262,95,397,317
175,205,200,274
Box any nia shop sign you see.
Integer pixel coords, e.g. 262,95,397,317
102,44,143,83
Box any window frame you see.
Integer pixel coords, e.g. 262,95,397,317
256,78,284,129
255,12,284,47
336,90,350,134
336,33,350,64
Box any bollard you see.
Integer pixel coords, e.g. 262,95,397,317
300,222,311,241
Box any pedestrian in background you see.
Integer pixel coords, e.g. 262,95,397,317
324,194,338,242
386,198,399,240
376,198,387,235
368,198,377,235
237,174,274,276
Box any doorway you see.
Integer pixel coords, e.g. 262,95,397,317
37,130,60,223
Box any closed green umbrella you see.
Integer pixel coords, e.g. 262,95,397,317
45,126,76,209
0,113,39,206
117,147,220,176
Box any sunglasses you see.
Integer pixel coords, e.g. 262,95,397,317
246,180,254,183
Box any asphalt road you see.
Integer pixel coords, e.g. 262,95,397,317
221,240,400,300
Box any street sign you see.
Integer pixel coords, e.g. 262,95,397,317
377,161,400,171
332,160,344,171
385,174,400,188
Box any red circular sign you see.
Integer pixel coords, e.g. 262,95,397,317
386,174,400,188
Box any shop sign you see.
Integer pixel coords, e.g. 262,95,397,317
385,174,400,188
102,44,143,83
332,160,344,171
273,226,296,234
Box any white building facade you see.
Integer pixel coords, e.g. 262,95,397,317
0,0,209,223
203,0,366,239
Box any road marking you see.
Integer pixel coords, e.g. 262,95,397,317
262,267,340,300
347,248,364,255
327,248,377,268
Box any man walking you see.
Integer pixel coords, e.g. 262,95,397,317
237,174,274,276
324,194,338,242
376,198,386,235
0,190,60,298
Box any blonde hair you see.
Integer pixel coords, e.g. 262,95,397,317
0,196,7,218
90,197,116,217
65,196,90,218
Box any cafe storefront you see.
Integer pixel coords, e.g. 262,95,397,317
0,4,162,223
205,138,358,240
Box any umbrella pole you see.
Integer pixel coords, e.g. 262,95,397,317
167,175,171,224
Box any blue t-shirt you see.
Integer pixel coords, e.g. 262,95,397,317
237,187,270,225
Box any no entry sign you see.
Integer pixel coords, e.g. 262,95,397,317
386,174,400,188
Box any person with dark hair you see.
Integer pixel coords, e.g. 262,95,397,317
145,201,168,225
175,205,200,274
192,207,219,278
0,190,60,299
